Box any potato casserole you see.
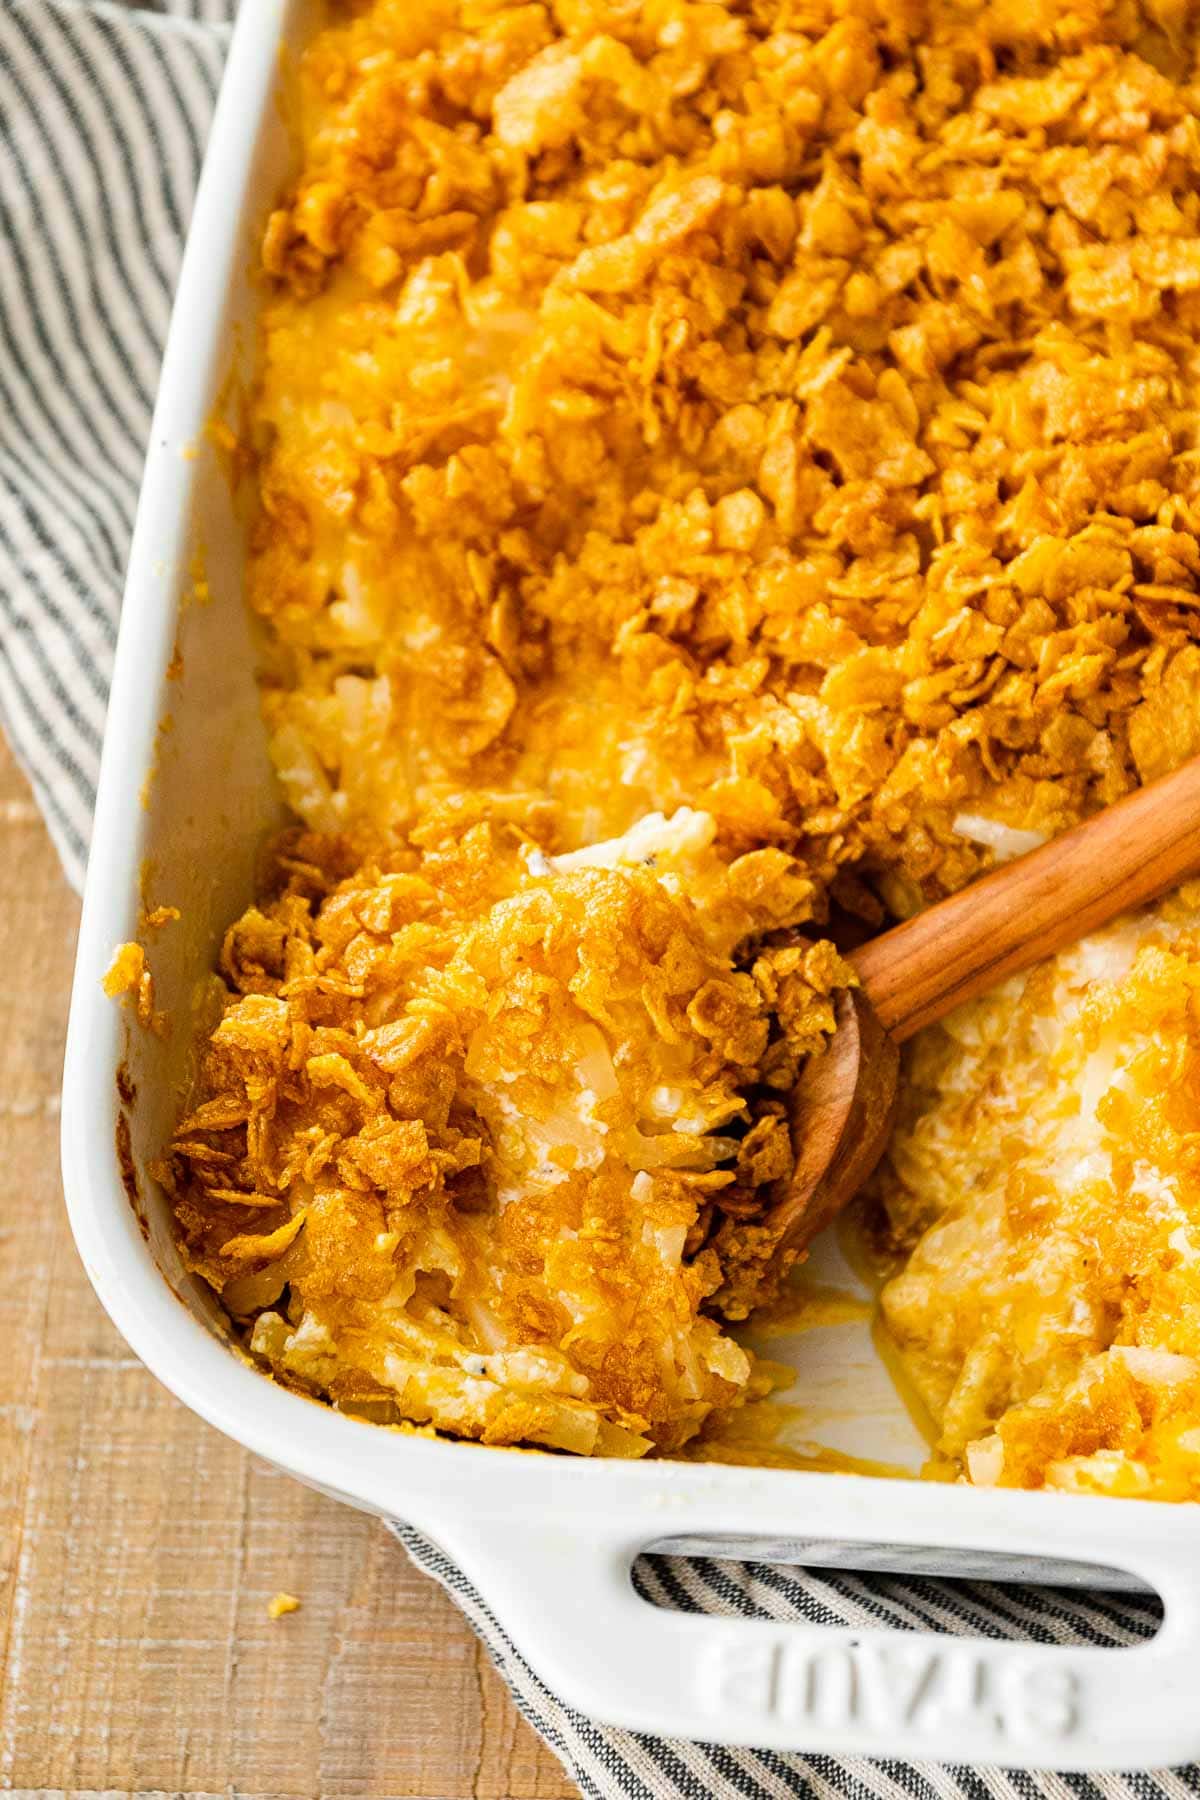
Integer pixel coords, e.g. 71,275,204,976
137,0,1200,1493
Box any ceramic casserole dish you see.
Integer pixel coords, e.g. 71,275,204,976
60,0,1200,1767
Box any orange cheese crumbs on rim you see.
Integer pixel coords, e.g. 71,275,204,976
103,942,147,999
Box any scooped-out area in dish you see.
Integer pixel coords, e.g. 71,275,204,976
132,0,1200,1490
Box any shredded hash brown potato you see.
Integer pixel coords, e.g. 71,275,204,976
876,888,1200,1499
162,806,851,1453
163,0,1200,1471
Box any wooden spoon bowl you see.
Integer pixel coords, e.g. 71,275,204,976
716,752,1200,1311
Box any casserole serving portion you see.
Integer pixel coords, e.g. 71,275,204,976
144,0,1200,1494
62,0,1200,1766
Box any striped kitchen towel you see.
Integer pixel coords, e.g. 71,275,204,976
0,4,1193,1797
0,0,230,883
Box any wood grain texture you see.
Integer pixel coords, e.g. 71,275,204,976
0,742,577,1800
774,987,900,1254
851,752,1200,1041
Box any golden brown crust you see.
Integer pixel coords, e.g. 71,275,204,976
169,0,1200,1464
167,810,854,1453
253,0,1200,910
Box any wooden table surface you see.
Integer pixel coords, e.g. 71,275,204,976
0,740,578,1800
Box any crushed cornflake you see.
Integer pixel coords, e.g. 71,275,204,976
267,1591,302,1619
168,0,1200,1468
167,807,850,1455
251,0,1200,910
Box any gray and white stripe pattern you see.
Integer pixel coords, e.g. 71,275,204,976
395,1525,1187,1800
0,0,226,884
0,2,1194,1793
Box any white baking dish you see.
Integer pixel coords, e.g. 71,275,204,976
60,0,1200,1767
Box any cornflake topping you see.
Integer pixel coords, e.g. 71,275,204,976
167,0,1200,1465
165,807,851,1455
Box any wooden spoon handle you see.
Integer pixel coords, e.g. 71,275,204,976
850,755,1200,1043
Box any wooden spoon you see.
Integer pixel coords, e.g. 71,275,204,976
714,754,1200,1312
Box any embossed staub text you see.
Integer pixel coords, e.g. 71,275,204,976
700,1638,1081,1744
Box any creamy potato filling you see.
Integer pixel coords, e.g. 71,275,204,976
163,805,852,1455
875,893,1200,1499
155,0,1200,1473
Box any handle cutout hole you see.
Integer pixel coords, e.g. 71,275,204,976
634,1550,1162,1647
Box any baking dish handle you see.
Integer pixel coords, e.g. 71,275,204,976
428,1504,1200,1769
